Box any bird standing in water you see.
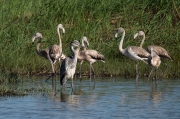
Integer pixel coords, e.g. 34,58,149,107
48,24,65,81
60,40,84,91
147,48,161,82
32,32,66,82
134,31,173,79
77,36,105,85
115,27,150,81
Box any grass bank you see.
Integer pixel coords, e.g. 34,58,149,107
0,0,180,79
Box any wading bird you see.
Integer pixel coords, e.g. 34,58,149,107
60,40,84,91
32,32,49,60
47,24,65,80
32,30,65,82
134,31,173,78
147,48,161,82
115,27,150,81
77,36,105,84
77,36,89,78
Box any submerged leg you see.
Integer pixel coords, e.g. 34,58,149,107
45,72,56,82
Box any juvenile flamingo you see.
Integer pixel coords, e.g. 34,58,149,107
134,31,173,79
147,48,161,82
77,36,89,78
115,27,150,81
77,36,105,85
32,24,65,82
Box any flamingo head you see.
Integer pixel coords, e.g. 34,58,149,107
58,24,65,34
32,32,43,44
115,27,124,38
134,31,145,39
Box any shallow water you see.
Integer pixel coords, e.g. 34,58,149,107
0,77,180,119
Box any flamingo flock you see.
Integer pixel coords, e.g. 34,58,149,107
32,24,173,90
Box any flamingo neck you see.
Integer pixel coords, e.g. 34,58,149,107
140,34,145,48
81,40,87,50
36,38,42,56
77,50,85,60
57,27,62,48
82,39,85,47
119,30,125,54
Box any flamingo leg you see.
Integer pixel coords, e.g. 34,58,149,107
155,68,158,83
45,63,56,83
161,62,168,79
90,64,96,85
91,64,95,79
89,63,96,85
79,60,84,80
135,62,139,82
147,68,154,82
89,63,92,86
45,74,53,82
142,59,148,65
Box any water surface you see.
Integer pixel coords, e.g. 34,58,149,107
0,77,179,119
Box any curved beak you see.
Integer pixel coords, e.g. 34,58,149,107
114,32,118,38
32,36,36,44
80,45,86,48
134,33,138,39
62,28,65,34
86,41,89,48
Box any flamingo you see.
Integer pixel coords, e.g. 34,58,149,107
134,31,173,79
147,48,161,82
48,24,65,81
32,24,65,82
115,27,150,81
32,32,66,76
32,32,49,60
77,36,89,78
77,36,105,84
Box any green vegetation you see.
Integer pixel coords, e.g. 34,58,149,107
0,0,180,79
0,72,53,96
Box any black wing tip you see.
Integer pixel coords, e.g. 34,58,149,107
170,57,173,61
60,72,65,85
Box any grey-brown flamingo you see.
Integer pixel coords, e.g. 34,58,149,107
147,48,161,82
77,36,89,78
32,32,65,82
77,36,105,84
134,31,173,79
48,24,65,80
115,27,150,81
60,40,84,91
32,32,49,60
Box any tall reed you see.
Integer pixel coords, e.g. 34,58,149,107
0,0,179,78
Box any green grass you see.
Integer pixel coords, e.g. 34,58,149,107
0,0,180,78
